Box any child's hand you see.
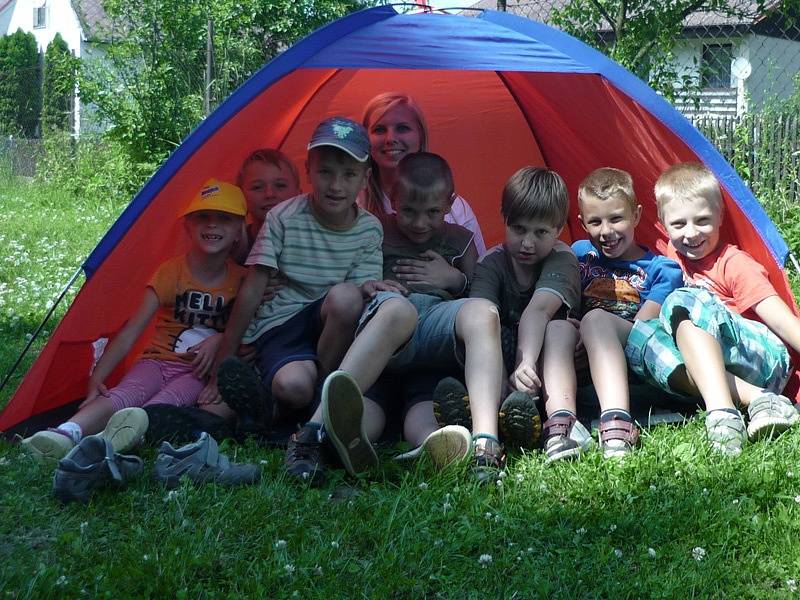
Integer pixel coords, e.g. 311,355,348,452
237,343,257,364
511,362,541,395
262,271,287,302
360,279,408,298
197,378,222,405
183,333,223,379
81,376,110,407
393,250,463,292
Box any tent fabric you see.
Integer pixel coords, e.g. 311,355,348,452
1,5,796,432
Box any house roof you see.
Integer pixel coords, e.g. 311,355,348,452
464,1,776,31
71,0,110,40
0,0,13,15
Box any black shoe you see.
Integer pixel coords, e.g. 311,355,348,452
472,434,506,485
498,391,542,450
217,357,273,423
432,377,472,429
144,405,235,446
284,425,326,486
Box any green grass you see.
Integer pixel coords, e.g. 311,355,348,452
2,174,800,598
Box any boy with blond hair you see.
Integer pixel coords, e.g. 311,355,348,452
468,167,585,462
573,167,683,458
626,162,799,455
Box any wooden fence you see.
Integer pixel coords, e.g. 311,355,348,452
692,113,800,203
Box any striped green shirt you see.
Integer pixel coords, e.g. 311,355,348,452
243,194,383,342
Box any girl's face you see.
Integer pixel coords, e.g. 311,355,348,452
367,104,423,175
184,210,242,256
241,161,300,224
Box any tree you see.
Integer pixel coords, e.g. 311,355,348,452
0,29,41,136
41,33,78,135
80,0,371,165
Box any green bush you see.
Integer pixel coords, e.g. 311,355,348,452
0,29,41,136
41,34,77,135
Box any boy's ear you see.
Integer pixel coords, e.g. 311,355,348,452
632,204,643,227
577,213,587,232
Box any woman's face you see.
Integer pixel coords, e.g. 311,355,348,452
367,104,423,175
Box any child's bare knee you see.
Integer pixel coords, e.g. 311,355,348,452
272,370,315,408
379,297,417,332
458,299,500,334
546,319,575,341
579,308,610,335
324,283,364,322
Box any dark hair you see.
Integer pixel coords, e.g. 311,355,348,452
391,152,454,210
501,167,568,227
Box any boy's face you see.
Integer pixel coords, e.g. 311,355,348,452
242,161,300,224
578,193,642,261
505,216,562,270
184,210,242,255
660,196,722,261
306,148,369,226
394,193,452,244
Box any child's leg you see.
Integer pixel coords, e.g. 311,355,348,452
404,401,438,447
541,319,578,415
271,360,318,410
674,319,736,411
141,362,206,408
579,309,634,413
316,282,365,376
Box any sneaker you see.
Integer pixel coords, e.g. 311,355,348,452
153,432,261,488
498,391,542,449
543,415,594,463
472,434,506,484
705,409,746,456
144,404,236,445
432,377,472,429
53,435,144,504
747,392,799,441
100,407,149,453
217,357,273,423
395,425,472,468
321,371,378,476
285,424,327,486
22,428,77,463
599,416,639,459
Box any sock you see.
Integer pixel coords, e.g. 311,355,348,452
549,409,576,419
601,409,632,423
56,421,82,444
709,407,740,417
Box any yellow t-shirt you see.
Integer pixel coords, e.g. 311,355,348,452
141,256,246,362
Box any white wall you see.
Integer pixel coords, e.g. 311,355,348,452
1,0,83,55
747,34,800,106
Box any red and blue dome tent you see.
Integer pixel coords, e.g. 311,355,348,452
1,4,797,433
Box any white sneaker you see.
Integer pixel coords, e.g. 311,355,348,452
100,407,149,453
747,393,799,441
395,425,472,468
22,429,76,463
706,409,746,456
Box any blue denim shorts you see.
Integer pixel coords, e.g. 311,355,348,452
357,292,469,372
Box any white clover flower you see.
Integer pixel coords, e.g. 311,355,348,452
331,541,340,549
478,554,492,567
284,563,295,575
143,554,149,562
787,471,794,478
0,457,10,466
795,495,800,504
527,547,534,554
608,524,617,532
787,579,797,592
484,512,493,520
443,502,452,511
418,482,428,490
702,488,709,495
79,522,88,534
576,527,586,535
274,540,287,549
498,470,507,478
515,473,524,483
24,333,32,342
56,575,68,586
648,548,656,559
732,499,739,505
649,484,657,491
496,480,503,488
539,483,549,492
314,565,323,576
163,490,179,502
613,549,623,558
692,547,706,561
434,539,443,547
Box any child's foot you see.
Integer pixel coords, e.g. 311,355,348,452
746,392,799,441
21,428,77,463
705,409,746,456
100,407,149,454
284,424,327,487
543,414,594,463
395,425,472,468
471,433,506,484
498,391,541,449
217,357,273,423
322,371,378,477
599,414,639,459
432,377,472,429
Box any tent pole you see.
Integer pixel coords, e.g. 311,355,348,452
0,266,83,396
790,252,800,276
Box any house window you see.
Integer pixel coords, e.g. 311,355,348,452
701,44,733,88
33,6,48,29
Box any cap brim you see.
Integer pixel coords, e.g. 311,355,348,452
307,141,369,162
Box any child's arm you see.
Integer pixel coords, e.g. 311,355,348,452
513,290,565,394
82,288,160,406
754,295,800,354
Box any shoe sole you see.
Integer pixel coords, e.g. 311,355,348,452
102,408,149,453
217,358,268,421
322,371,378,476
747,416,798,441
22,432,74,463
422,426,472,468
499,392,541,449
432,377,472,429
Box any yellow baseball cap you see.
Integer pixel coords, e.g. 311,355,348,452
182,179,247,217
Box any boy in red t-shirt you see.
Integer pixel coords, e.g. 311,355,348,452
625,162,800,455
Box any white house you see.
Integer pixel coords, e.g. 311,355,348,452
0,0,107,134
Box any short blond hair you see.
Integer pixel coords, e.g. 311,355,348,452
578,168,637,213
501,166,569,228
655,162,724,221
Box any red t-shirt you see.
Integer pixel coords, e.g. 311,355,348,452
667,242,777,320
